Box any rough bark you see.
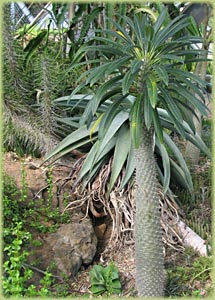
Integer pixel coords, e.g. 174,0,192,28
134,125,165,297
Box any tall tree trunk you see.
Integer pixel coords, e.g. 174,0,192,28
134,125,165,297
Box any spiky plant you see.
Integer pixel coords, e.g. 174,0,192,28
46,10,209,296
2,4,65,156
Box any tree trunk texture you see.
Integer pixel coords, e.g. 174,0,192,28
134,125,165,297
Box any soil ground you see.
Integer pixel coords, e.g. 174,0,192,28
3,151,213,297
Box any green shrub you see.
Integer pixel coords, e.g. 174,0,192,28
89,262,121,296
2,172,55,297
3,221,33,296
166,253,213,297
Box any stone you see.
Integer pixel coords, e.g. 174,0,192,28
3,152,98,283
27,220,97,281
3,152,73,210
47,221,97,276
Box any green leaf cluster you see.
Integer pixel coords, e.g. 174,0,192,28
45,93,210,195
2,173,67,297
167,253,212,297
89,262,121,296
44,8,211,195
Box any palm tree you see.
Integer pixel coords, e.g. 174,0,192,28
46,10,209,296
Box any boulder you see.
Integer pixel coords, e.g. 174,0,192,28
47,221,97,277
27,220,97,282
3,152,98,282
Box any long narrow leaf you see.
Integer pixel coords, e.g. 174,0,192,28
152,109,163,144
144,93,153,129
169,83,208,116
44,136,96,166
120,143,135,189
163,132,193,190
159,89,186,138
170,159,193,195
153,15,190,48
95,111,129,160
130,95,143,148
44,126,93,161
146,76,158,108
155,141,170,193
93,75,123,114
98,95,129,140
78,137,117,185
153,65,169,86
185,132,211,158
108,124,131,192
122,60,142,95
153,9,167,32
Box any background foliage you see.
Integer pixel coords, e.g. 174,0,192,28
2,2,213,298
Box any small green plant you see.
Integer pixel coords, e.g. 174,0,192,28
37,271,54,297
31,239,43,247
3,174,21,234
47,166,54,205
3,219,55,297
51,275,70,297
16,164,70,234
89,262,121,296
166,253,213,297
20,161,28,202
3,221,33,296
2,172,56,297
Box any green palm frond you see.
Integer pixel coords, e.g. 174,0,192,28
46,10,210,194
45,93,211,194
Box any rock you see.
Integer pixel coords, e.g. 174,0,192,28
47,221,97,276
3,152,73,210
27,220,97,282
3,152,98,283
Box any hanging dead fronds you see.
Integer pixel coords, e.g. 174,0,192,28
57,156,185,255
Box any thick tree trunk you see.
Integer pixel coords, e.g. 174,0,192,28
134,125,165,297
